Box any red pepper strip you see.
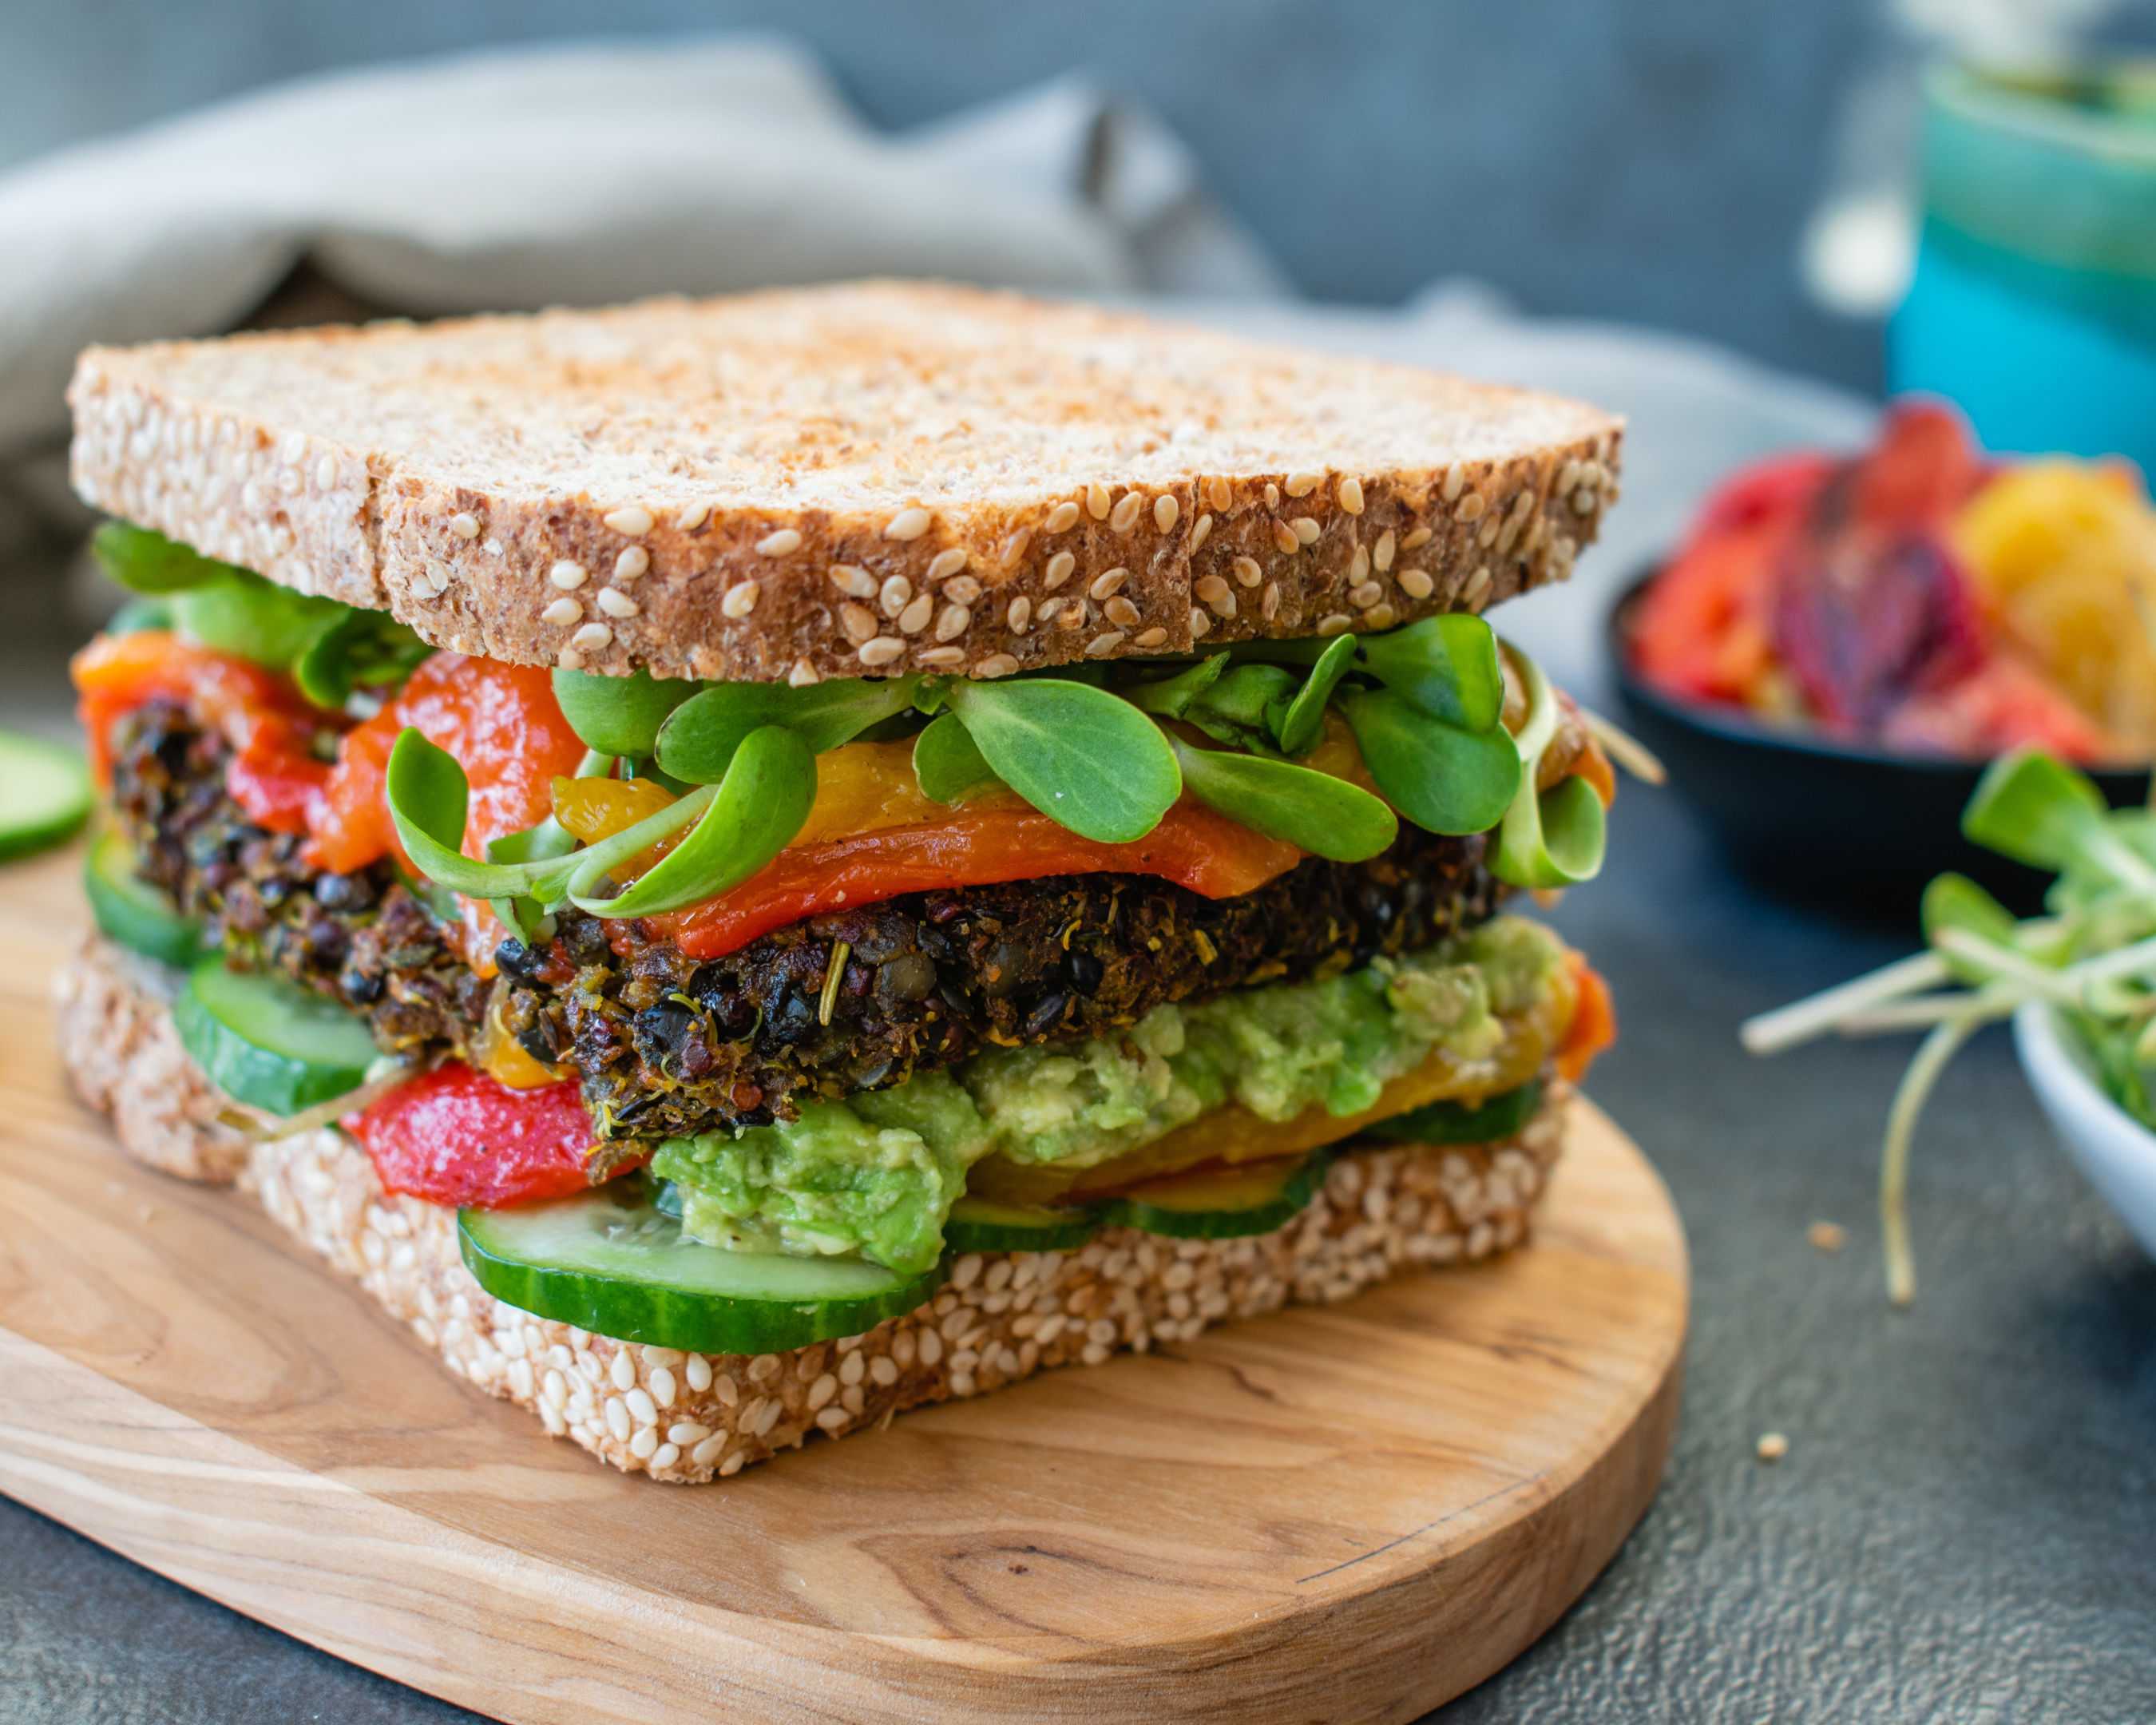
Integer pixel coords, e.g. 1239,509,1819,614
345,1062,635,1208
1556,956,1616,1085
644,801,1306,961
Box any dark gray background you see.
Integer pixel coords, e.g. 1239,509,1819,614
3,0,2126,397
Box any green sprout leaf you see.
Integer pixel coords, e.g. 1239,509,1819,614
1272,632,1361,756
485,815,581,945
1185,663,1299,754
553,668,699,758
1494,773,1607,889
1338,688,1520,835
570,726,816,917
1119,654,1231,720
1165,732,1396,861
944,677,1180,843
1354,613,1506,731
293,608,432,708
913,712,1005,803
1920,873,2019,984
656,676,921,783
90,521,228,593
1963,750,2114,874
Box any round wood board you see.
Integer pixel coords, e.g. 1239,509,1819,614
0,847,1687,1723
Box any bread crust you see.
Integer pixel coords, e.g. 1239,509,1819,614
68,281,1622,684
57,933,1562,1481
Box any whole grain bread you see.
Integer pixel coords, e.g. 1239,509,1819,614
57,932,1563,1482
69,281,1622,685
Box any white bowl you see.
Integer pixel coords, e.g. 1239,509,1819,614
2013,1002,2156,1258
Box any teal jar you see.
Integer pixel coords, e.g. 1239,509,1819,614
1892,63,2156,473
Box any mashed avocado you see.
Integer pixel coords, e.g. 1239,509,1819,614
653,916,1568,1274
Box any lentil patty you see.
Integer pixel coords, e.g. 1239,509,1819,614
107,699,1505,1140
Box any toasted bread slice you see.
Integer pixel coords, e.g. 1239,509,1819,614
56,934,1563,1482
69,281,1621,684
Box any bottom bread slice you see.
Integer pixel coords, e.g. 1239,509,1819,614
57,934,1566,1483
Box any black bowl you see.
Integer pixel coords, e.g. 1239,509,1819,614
1608,569,2151,918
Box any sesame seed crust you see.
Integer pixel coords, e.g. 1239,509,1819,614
66,283,1622,683
60,934,1566,1483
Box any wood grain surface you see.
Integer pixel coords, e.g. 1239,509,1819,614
0,846,1688,1723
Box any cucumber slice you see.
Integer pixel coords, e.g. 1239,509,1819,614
459,1183,946,1354
174,958,378,1115
1360,1077,1544,1146
0,732,91,862
945,1195,1101,1255
84,830,202,967
1104,1152,1328,1241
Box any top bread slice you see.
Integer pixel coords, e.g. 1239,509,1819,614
68,281,1622,685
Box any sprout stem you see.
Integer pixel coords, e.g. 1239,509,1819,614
1739,950,1949,1056
1881,1015,1982,1307
1834,990,2018,1035
1577,705,1668,787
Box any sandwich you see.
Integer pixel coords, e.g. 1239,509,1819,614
57,282,1626,1481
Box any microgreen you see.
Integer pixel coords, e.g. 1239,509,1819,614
1338,688,1520,835
655,675,923,783
1743,745,2156,1305
1273,632,1360,756
1356,614,1506,731
942,677,1180,843
553,668,699,758
1484,642,1606,888
1164,731,1396,861
912,712,1005,803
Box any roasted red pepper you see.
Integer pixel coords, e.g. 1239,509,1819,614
346,1063,632,1208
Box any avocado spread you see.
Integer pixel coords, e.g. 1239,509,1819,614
652,916,1569,1275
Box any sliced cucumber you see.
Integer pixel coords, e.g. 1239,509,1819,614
945,1195,1101,1255
174,958,378,1115
1104,1152,1328,1241
459,1183,946,1354
0,732,91,862
1360,1077,1544,1146
84,829,202,967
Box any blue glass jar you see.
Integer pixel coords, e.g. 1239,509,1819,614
1892,63,2156,474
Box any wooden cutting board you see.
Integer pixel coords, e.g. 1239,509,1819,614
0,845,1686,1724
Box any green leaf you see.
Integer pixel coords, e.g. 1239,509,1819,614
1119,654,1231,720
656,676,921,783
486,816,581,945
1492,773,1607,890
1339,688,1520,835
1921,872,2018,958
571,727,816,917
1963,750,2110,872
913,712,1005,803
169,575,347,669
294,609,433,708
1272,632,1360,755
945,678,1181,843
1166,733,1396,861
107,597,175,636
553,668,699,757
90,522,228,594
1356,614,1506,730
1186,663,1298,753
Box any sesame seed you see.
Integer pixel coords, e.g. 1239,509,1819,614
1573,488,1597,515
943,574,982,605
1292,516,1322,545
1089,567,1129,601
1153,494,1179,532
838,602,878,644
1262,582,1282,621
604,1398,632,1443
1104,595,1141,628
1189,607,1211,640
1398,568,1435,599
973,652,1020,678
723,581,761,619
717,1450,745,1477
1086,482,1112,520
1349,545,1370,583
917,645,965,668
613,546,649,582
756,528,803,557
625,1387,659,1427
1232,555,1262,588
1134,626,1169,648
450,511,480,541
1403,525,1433,549
683,1355,712,1393
934,603,972,642
884,506,932,541
1203,477,1231,512
926,547,969,583
1756,1432,1790,1464
1374,529,1396,572
485,537,505,557
896,593,933,635
556,646,585,671
1316,613,1353,636
1085,630,1126,657
648,1366,677,1407
630,1426,659,1461
1364,602,1397,629
806,1373,838,1412
610,1351,636,1392
1349,581,1383,609
315,454,339,490
1044,501,1082,533
1044,551,1076,590
1284,470,1321,499
572,621,613,652
549,560,589,591
669,1422,711,1446
816,1407,851,1434
1441,466,1467,502
1478,514,1502,549
787,658,820,688
541,597,583,626
1808,1220,1847,1254
651,1442,680,1471
1189,512,1214,552
1264,483,1281,510
1005,596,1032,632
880,574,913,617
1196,575,1236,619
1337,476,1365,514
676,502,711,532
829,563,875,599
603,506,654,537
596,588,639,619
1271,521,1300,555
858,636,905,668
1109,493,1144,533
1456,491,1488,524
1462,567,1492,605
